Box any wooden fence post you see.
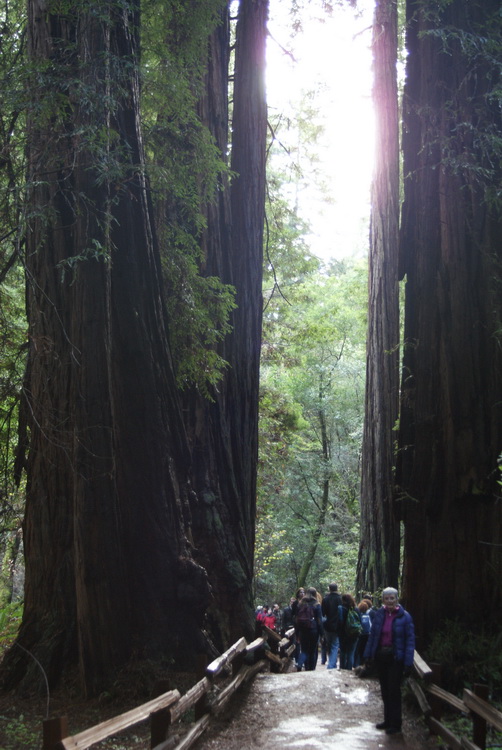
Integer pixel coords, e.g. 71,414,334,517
42,716,68,750
150,680,172,748
472,683,489,750
429,663,443,721
232,650,245,677
194,653,208,720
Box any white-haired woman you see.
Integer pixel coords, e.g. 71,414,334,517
363,587,415,736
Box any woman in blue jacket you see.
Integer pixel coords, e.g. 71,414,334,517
363,587,415,736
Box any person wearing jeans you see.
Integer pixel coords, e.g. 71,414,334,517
338,593,362,670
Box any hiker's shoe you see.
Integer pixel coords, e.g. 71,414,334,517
375,722,388,730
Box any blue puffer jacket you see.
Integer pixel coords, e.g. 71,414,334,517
363,606,415,667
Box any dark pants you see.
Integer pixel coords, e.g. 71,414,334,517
294,631,301,664
298,629,319,671
376,648,404,729
354,634,369,667
339,636,358,670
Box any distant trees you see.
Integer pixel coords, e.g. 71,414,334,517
0,0,27,607
257,262,367,602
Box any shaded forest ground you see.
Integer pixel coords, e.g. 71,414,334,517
0,667,197,749
0,665,437,749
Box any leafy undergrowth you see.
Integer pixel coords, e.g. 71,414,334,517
425,619,502,699
421,619,502,747
441,710,502,750
0,603,22,656
0,670,198,750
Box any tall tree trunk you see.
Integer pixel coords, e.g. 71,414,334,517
356,0,400,596
2,0,209,696
397,0,502,641
188,0,268,648
297,400,331,588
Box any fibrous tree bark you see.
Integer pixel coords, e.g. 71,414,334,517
296,387,331,589
397,0,502,639
356,0,401,596
187,0,269,647
2,0,210,695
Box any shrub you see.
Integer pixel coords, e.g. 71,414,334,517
425,618,502,699
0,600,22,658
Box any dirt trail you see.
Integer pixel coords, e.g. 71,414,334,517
195,667,436,750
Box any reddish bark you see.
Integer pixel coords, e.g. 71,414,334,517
187,0,269,648
397,0,502,640
2,1,209,696
357,0,401,596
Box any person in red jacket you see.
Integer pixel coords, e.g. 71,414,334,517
263,607,277,630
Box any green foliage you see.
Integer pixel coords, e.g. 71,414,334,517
1,714,39,750
255,82,367,601
0,0,28,607
309,528,360,596
3,0,235,399
255,75,367,601
0,0,27,229
257,259,367,604
165,260,236,398
254,517,293,596
258,382,307,501
0,600,22,656
426,619,502,697
141,0,236,396
0,270,25,487
263,185,320,315
265,87,328,289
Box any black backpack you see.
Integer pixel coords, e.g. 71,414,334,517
296,601,316,630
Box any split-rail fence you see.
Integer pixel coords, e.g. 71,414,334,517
409,651,502,750
40,629,502,750
41,624,295,750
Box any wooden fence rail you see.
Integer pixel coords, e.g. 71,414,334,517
410,651,502,750
42,625,295,750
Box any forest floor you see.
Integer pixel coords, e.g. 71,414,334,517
0,663,439,750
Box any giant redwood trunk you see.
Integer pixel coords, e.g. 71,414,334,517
356,0,400,596
1,0,209,695
187,0,268,647
397,0,502,640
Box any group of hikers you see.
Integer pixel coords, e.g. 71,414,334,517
255,583,415,736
